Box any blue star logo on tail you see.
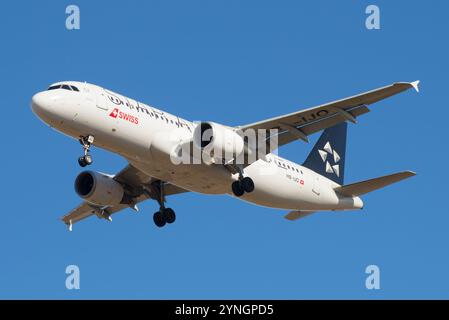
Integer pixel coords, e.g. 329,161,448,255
318,141,341,177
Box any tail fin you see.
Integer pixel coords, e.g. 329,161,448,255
303,122,347,185
334,171,416,197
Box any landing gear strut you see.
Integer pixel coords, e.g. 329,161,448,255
78,135,94,167
151,181,176,228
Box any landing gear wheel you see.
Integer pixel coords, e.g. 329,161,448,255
153,211,167,228
78,135,94,167
241,177,255,193
150,181,177,228
83,154,93,165
164,208,176,224
78,157,87,167
232,181,245,197
78,155,92,167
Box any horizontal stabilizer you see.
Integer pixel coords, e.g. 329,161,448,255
334,171,416,197
284,211,317,221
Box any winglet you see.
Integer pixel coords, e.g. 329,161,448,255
410,80,420,93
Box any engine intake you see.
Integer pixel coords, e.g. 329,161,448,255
75,171,124,207
193,121,245,163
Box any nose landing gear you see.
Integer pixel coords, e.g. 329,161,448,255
78,135,94,167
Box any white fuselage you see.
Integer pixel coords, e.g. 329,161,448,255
31,81,363,212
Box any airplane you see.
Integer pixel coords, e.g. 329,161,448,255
31,80,419,230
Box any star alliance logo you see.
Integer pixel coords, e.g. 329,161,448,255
318,141,340,177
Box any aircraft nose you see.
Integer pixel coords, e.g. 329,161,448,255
31,91,51,113
31,91,56,124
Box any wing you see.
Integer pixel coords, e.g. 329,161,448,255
61,164,189,230
239,81,420,147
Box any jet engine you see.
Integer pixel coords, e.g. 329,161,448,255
193,122,245,163
74,171,124,207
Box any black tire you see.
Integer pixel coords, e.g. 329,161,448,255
241,177,255,193
78,157,87,167
153,211,166,228
84,154,93,165
232,181,244,197
164,208,176,224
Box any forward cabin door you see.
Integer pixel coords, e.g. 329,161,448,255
94,87,108,111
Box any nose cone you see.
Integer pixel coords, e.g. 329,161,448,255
31,91,55,125
31,91,51,114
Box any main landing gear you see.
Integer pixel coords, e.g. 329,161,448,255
153,208,176,228
78,135,94,167
151,180,176,228
231,176,255,197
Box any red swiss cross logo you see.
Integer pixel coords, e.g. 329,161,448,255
109,108,119,118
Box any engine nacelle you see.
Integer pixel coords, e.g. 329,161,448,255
193,122,245,163
74,171,124,207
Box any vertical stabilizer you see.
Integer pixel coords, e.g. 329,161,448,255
303,122,347,185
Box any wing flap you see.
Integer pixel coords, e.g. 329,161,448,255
61,192,150,227
277,105,370,146
61,203,98,225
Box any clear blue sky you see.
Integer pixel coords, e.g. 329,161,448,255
0,0,447,299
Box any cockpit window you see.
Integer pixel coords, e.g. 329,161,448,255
47,84,80,92
48,85,62,90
